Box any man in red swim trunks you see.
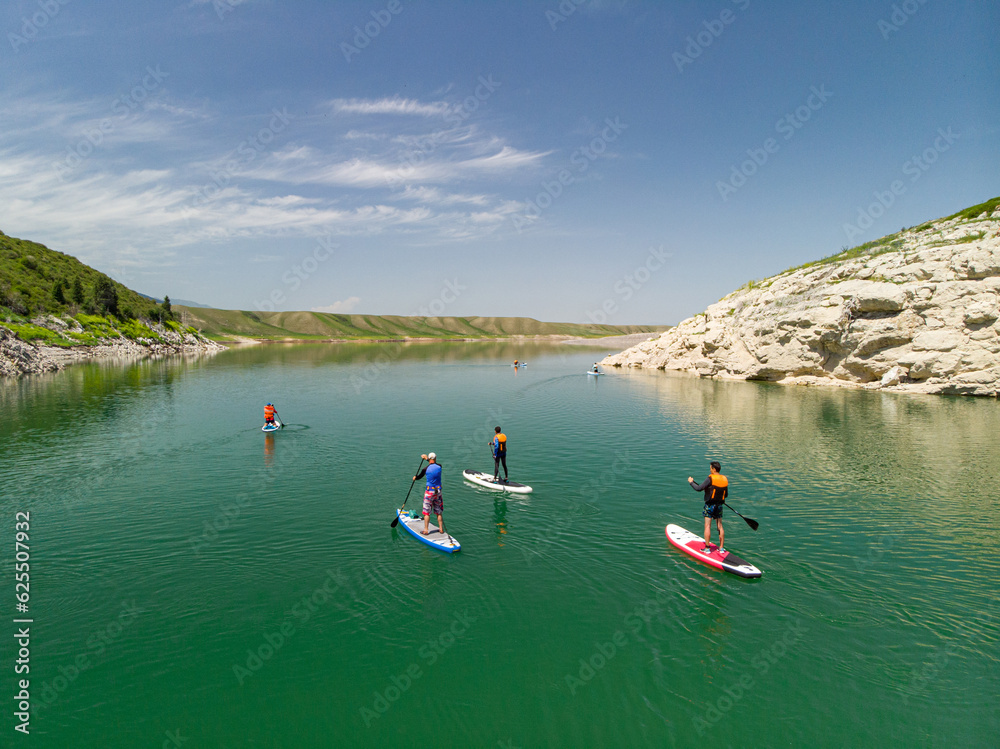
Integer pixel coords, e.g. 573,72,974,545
412,452,445,536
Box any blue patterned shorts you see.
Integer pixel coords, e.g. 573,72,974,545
703,502,723,519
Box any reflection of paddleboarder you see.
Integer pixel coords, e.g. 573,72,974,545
490,426,508,482
688,461,728,553
412,453,446,536
494,498,508,547
264,433,275,467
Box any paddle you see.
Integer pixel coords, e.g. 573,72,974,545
390,456,426,528
723,502,759,531
273,410,283,428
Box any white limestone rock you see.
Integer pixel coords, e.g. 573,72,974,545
603,208,1000,396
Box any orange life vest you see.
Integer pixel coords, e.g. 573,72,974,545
264,405,275,419
707,474,728,504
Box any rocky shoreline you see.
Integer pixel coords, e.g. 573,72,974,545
0,324,226,377
604,207,1000,396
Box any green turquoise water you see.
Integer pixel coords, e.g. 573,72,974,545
2,342,998,748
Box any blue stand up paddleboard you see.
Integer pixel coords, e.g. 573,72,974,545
262,422,281,432
396,509,460,553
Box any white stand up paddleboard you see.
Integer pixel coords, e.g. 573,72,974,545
665,524,761,578
463,470,533,494
587,371,602,376
262,421,281,432
396,509,460,553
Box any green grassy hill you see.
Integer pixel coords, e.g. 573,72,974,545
0,231,173,321
176,307,667,341
0,231,198,347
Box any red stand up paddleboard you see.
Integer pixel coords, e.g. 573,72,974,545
666,524,762,578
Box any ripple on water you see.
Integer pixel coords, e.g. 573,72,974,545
7,347,1000,747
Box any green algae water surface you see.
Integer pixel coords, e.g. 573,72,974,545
2,342,998,748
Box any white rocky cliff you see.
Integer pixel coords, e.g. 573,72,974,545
604,206,1000,396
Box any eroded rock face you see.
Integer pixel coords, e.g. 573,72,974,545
604,212,1000,396
0,327,59,376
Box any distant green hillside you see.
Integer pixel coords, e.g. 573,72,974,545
0,230,172,321
177,307,667,341
0,229,666,345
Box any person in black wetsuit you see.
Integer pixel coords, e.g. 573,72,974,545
490,426,508,482
688,461,728,553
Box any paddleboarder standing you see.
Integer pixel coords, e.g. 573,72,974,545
688,461,728,553
490,426,508,483
413,452,446,536
264,403,277,426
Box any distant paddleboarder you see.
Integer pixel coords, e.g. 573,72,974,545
413,452,446,537
490,426,508,482
688,461,728,553
264,403,277,426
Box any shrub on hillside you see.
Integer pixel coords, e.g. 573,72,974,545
119,318,159,340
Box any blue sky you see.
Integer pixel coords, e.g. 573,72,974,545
1,0,997,324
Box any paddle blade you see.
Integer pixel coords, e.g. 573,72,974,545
390,514,400,528
744,517,760,531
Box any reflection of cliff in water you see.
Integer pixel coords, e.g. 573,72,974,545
621,368,1000,524
0,356,193,436
210,339,597,369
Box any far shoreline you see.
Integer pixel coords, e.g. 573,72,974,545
3,328,669,378
211,332,665,346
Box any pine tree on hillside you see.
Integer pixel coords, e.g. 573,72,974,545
71,277,85,305
93,277,119,317
52,279,66,305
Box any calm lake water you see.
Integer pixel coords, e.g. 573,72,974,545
2,342,998,748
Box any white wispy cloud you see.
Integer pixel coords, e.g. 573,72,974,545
0,87,550,271
253,141,548,188
398,186,489,206
312,297,361,314
329,97,452,118
344,130,388,141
